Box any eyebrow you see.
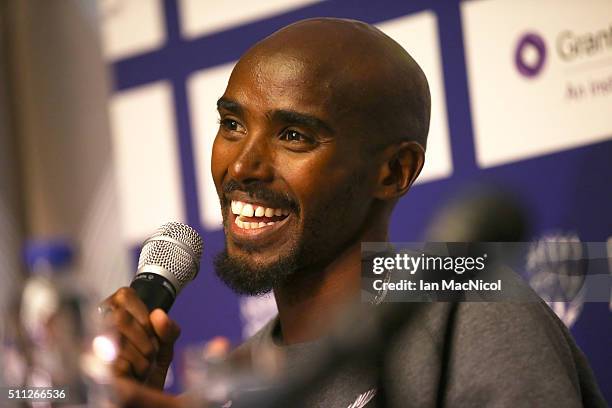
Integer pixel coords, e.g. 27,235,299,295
217,97,243,115
217,97,334,134
271,110,334,134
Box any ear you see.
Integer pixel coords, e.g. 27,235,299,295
373,141,425,200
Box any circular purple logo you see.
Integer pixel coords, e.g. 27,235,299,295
515,33,547,78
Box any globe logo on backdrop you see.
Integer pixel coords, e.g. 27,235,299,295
514,32,547,78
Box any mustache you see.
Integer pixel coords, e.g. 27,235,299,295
221,180,299,211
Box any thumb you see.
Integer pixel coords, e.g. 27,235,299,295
147,309,181,389
150,309,181,345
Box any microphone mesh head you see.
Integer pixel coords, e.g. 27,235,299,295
137,222,203,292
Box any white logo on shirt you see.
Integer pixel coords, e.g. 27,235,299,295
347,388,377,408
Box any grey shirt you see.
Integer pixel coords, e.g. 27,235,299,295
237,302,606,407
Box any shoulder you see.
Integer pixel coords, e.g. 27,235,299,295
448,301,577,375
386,302,606,407
452,301,569,347
445,301,606,406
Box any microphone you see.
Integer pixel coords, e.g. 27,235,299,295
130,222,203,312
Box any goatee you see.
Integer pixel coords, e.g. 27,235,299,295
213,246,301,296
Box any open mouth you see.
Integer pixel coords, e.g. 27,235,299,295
231,200,291,230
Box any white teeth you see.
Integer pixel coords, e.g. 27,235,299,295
232,200,290,221
232,201,244,215
234,214,279,230
241,203,254,217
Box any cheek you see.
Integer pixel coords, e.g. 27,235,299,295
279,150,365,212
211,135,229,190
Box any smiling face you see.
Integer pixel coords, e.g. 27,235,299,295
212,51,378,294
211,18,430,295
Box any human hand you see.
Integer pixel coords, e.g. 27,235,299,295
112,377,191,408
100,287,181,389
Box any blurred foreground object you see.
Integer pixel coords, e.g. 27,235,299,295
425,184,528,242
1,239,117,406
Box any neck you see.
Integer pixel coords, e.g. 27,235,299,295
273,222,388,345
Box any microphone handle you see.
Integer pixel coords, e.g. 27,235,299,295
130,272,176,312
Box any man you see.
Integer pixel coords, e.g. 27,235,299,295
103,18,605,407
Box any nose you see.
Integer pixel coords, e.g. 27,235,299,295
228,134,274,184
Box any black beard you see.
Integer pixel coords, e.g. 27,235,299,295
214,170,367,296
213,245,302,296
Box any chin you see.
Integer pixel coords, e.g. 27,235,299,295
214,244,302,296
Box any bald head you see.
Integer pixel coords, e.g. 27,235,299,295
234,18,431,149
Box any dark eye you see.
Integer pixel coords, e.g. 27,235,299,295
220,118,240,131
280,129,306,142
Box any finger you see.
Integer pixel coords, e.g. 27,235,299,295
112,356,135,379
107,287,155,337
114,340,152,381
150,309,181,345
104,307,159,359
146,310,181,390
